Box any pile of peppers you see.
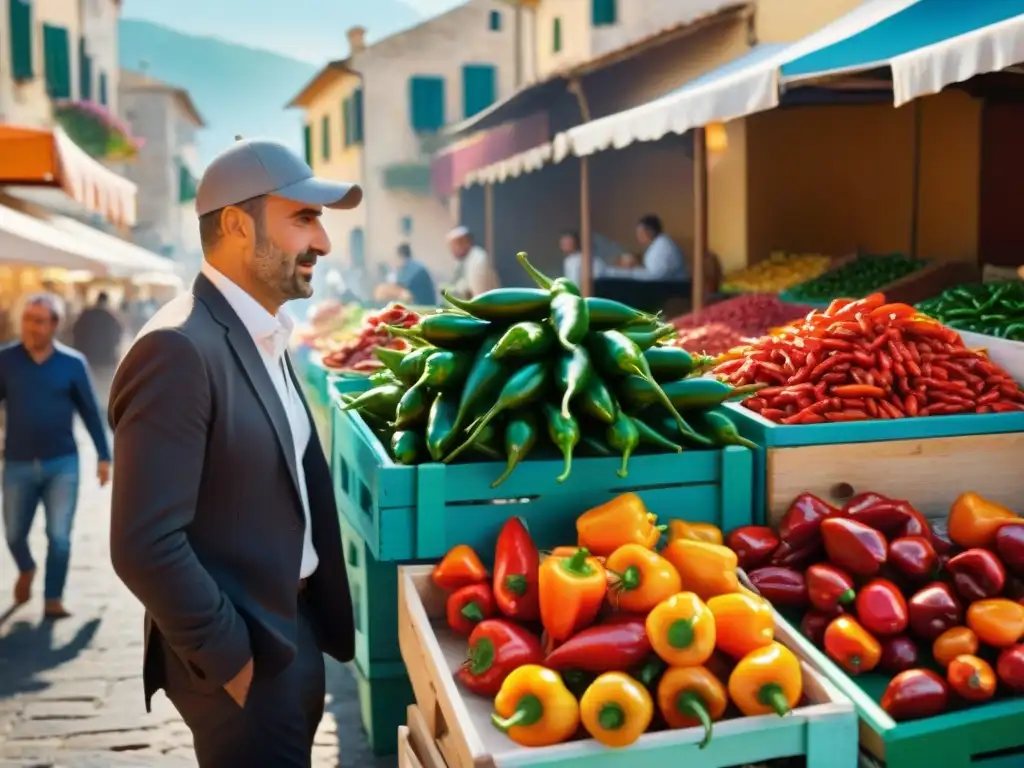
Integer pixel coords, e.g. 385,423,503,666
340,252,759,487
917,282,1024,341
430,494,805,750
728,490,1024,722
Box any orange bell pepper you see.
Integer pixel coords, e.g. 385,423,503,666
491,665,580,747
824,616,882,674
947,654,996,702
576,493,663,556
655,666,727,748
548,546,606,565
932,626,978,668
967,598,1024,648
579,672,653,748
605,543,681,613
432,544,489,591
539,547,607,642
646,592,716,667
668,520,724,546
707,592,774,660
660,538,739,601
948,492,1020,548
727,641,803,717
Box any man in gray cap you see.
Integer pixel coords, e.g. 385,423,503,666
108,137,360,766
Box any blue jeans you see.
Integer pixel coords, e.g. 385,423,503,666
3,454,80,600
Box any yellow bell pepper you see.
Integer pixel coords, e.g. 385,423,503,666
579,672,653,748
605,543,681,613
728,642,803,717
668,520,723,546
656,666,728,747
576,493,663,557
491,665,580,747
660,538,739,601
646,592,716,667
707,592,774,660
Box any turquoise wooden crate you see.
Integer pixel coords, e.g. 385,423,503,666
721,402,1024,523
353,657,414,757
331,405,754,563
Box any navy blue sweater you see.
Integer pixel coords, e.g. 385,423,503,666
0,343,111,462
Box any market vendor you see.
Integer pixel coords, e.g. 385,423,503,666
445,225,500,299
373,243,437,306
606,214,689,281
561,230,607,285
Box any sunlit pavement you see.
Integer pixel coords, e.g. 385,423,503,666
0,425,397,768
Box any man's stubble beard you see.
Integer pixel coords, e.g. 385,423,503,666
253,235,314,303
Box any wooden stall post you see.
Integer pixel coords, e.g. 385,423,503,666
568,77,594,297
693,126,708,312
484,181,495,262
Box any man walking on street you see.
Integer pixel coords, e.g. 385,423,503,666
108,137,359,767
0,293,111,619
71,291,124,398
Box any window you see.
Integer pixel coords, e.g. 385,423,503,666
408,76,445,134
462,64,496,119
78,37,92,101
592,0,617,26
349,228,365,268
552,18,562,53
303,124,312,165
489,10,501,31
321,114,330,161
345,88,364,145
42,24,71,99
342,98,352,146
400,216,413,236
98,70,108,105
9,0,34,80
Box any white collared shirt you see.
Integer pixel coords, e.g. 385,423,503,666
201,261,319,579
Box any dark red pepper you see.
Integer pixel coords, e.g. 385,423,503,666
446,582,496,636
887,536,938,582
456,619,544,696
996,643,1024,692
907,582,962,640
821,517,888,576
880,669,949,721
800,610,833,647
879,636,919,674
770,538,824,570
492,517,541,621
946,548,1006,602
543,618,651,673
747,566,808,607
842,492,912,536
806,563,856,614
925,518,955,555
726,525,779,571
855,578,909,637
995,524,1024,578
778,493,838,548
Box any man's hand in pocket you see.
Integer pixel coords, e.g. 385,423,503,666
224,659,254,707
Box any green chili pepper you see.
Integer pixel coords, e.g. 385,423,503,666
393,384,430,429
621,325,676,350
542,403,580,483
469,420,504,461
454,334,507,432
387,313,492,348
606,410,640,478
340,383,405,420
550,290,590,351
415,349,472,389
686,410,758,450
579,432,615,457
631,655,667,690
1006,322,1024,341
555,346,593,419
941,307,981,319
445,362,549,463
643,346,713,380
442,287,552,321
561,669,596,699
491,411,539,488
390,430,425,465
373,346,408,375
425,390,461,461
348,400,390,433
648,411,714,449
396,346,433,384
585,297,658,329
516,251,555,289
368,369,398,386
657,378,767,410
491,321,555,360
577,375,619,424
631,416,682,453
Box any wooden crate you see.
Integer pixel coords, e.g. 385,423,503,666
405,705,451,768
397,565,857,768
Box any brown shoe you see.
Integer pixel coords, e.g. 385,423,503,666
13,570,35,605
43,599,71,620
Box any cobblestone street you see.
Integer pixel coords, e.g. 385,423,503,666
0,430,397,768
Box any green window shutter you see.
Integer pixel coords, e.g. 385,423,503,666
43,24,71,99
9,0,34,80
592,0,617,26
352,88,364,144
303,124,312,165
489,10,501,31
342,98,352,146
78,37,92,101
553,18,562,53
177,158,198,203
409,76,445,134
462,64,496,119
98,70,108,105
321,115,330,161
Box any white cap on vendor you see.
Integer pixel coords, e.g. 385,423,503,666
447,225,470,241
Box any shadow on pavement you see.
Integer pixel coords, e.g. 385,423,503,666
0,612,101,698
325,658,397,768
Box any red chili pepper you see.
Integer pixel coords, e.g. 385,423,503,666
769,538,824,569
887,536,938,582
841,492,912,536
456,619,544,697
806,563,856,614
543,617,652,673
996,524,1024,578
747,566,808,608
821,517,888,576
946,548,1007,602
800,610,833,647
778,493,838,548
996,644,1024,692
492,517,541,621
879,635,919,674
855,578,909,637
907,582,963,640
881,669,949,721
725,525,780,571
446,582,496,636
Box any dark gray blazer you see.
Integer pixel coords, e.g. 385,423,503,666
108,274,353,709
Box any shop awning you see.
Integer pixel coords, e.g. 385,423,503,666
462,142,554,187
45,216,177,277
0,125,137,227
0,203,114,272
781,0,1024,106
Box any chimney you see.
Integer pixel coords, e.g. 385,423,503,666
347,26,367,55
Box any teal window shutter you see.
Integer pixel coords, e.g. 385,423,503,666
43,24,71,99
321,114,330,161
303,124,312,165
489,10,501,31
592,0,617,26
98,70,108,105
553,18,562,53
462,64,496,119
409,76,445,133
352,88,364,144
342,97,352,146
78,37,92,101
9,0,34,80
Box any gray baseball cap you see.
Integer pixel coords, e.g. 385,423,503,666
195,137,362,216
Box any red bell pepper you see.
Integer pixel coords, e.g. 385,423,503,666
887,536,938,582
854,578,909,637
543,617,652,673
842,492,911,535
996,644,1024,692
770,538,824,570
907,582,962,640
996,524,1024,578
821,517,888,576
806,563,856,614
925,518,955,555
778,493,838,548
446,582,496,636
947,548,1007,602
800,610,833,647
492,517,541,621
726,525,779,571
879,635,919,674
747,566,807,607
880,669,949,722
456,619,544,697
